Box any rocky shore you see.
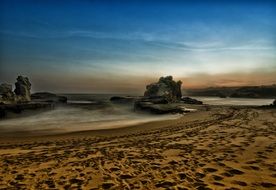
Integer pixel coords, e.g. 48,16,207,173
0,76,67,118
110,76,204,114
1,76,275,119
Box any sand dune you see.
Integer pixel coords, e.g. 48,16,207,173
0,106,275,189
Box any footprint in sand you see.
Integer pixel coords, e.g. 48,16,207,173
203,167,218,173
212,175,223,181
227,168,244,175
195,172,206,179
232,180,247,187
259,182,276,188
178,172,187,180
242,165,260,171
213,182,225,187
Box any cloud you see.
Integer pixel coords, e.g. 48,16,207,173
180,70,276,88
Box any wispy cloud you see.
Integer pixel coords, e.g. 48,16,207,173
2,28,275,54
147,40,276,52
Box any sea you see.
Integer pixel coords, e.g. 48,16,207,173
0,94,274,135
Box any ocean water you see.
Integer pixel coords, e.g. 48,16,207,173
0,94,179,134
0,94,274,135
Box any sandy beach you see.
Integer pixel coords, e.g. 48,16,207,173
0,105,275,189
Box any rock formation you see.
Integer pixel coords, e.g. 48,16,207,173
134,76,189,114
0,83,16,104
31,92,67,103
144,76,182,102
273,99,276,106
110,96,138,104
14,76,31,102
134,100,187,114
181,97,203,105
0,76,70,118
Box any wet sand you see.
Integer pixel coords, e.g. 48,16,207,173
0,106,275,189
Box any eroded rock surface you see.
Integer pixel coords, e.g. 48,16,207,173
14,76,31,102
0,83,15,104
144,76,182,102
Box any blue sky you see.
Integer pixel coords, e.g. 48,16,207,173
0,0,275,93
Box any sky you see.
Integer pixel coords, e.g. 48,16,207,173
0,0,276,93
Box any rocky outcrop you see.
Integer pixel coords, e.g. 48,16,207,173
110,96,138,104
14,76,31,102
134,76,189,114
134,100,186,114
144,76,182,102
0,83,16,104
0,102,53,118
31,92,67,103
0,76,32,104
273,99,276,106
181,97,203,105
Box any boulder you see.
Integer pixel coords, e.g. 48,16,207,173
144,76,182,102
0,83,16,103
273,99,276,106
14,76,31,102
181,97,203,105
31,92,67,103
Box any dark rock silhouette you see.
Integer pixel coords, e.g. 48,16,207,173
0,83,15,104
134,76,188,114
185,85,276,98
0,103,53,118
273,99,276,106
0,76,68,118
134,100,186,114
181,97,203,105
31,92,67,103
144,76,182,102
14,76,31,102
230,85,276,98
110,96,138,104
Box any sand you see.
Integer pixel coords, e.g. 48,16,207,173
0,106,275,189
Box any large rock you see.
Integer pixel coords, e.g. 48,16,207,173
144,76,182,102
273,99,276,106
14,76,31,102
181,97,203,105
31,92,67,103
0,83,16,104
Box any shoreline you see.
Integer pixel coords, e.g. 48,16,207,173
0,108,206,142
0,104,268,142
